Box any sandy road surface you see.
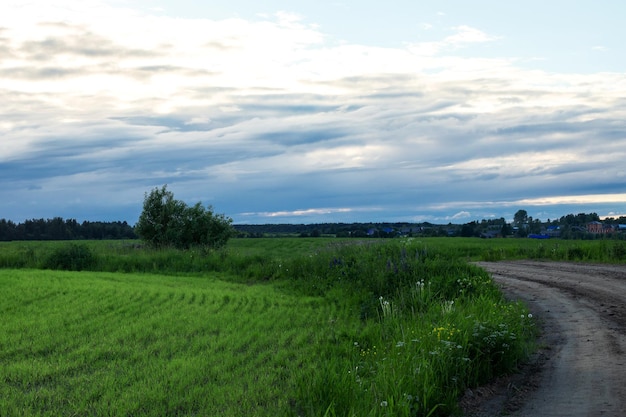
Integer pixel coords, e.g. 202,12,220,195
466,261,626,417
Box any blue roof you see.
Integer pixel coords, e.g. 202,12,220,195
528,234,550,239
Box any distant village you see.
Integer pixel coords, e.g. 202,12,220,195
233,211,626,240
1,211,625,241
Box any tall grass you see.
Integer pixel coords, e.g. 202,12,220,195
0,237,546,416
427,237,626,263
1,237,623,274
278,240,536,416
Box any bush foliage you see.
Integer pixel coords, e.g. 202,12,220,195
135,185,234,250
43,243,96,271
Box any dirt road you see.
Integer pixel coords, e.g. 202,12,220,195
465,261,626,417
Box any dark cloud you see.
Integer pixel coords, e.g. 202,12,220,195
15,23,160,64
22,37,113,58
111,116,220,132
254,129,346,146
240,103,340,116
0,66,83,79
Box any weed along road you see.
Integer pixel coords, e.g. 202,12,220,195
472,261,626,417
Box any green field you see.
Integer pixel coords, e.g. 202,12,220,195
1,269,334,416
3,236,620,416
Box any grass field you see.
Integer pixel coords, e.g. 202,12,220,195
1,269,337,416
1,237,624,273
3,236,617,416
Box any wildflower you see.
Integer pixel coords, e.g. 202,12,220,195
528,313,533,318
380,401,388,407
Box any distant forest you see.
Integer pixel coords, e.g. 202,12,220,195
0,218,136,241
0,212,625,241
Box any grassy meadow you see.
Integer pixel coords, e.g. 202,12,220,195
1,269,333,416
2,236,622,416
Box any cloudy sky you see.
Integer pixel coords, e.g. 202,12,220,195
2,0,625,225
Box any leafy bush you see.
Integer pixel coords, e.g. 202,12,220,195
611,242,626,260
44,243,96,271
135,185,234,250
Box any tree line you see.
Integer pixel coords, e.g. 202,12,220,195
232,222,428,238
0,217,136,241
2,203,625,242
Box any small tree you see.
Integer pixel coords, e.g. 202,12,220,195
135,185,234,249
513,209,529,237
513,209,528,229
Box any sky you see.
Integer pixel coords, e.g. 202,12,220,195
1,0,626,225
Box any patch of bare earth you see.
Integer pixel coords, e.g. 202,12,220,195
460,261,626,417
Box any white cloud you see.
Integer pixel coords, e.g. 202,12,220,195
249,208,354,218
450,211,471,220
407,25,497,56
516,194,626,206
446,25,497,45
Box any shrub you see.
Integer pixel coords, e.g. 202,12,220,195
135,185,234,250
44,243,96,271
611,242,626,260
